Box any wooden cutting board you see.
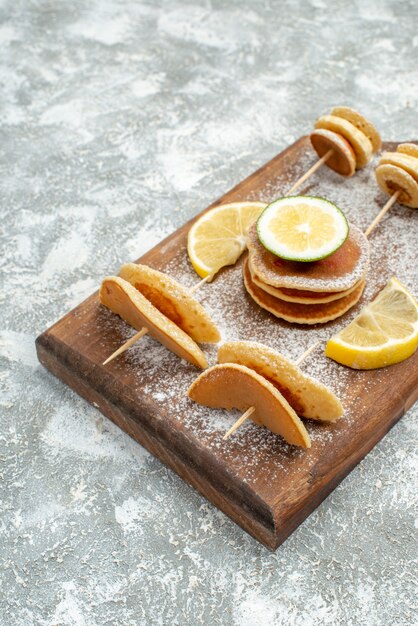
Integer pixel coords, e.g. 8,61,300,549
36,137,418,550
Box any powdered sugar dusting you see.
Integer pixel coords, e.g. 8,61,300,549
86,140,417,493
2,0,417,620
247,221,370,292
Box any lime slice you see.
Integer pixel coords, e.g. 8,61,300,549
256,196,349,262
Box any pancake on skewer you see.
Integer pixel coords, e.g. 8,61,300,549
119,263,220,343
375,143,418,210
100,276,210,369
188,341,344,444
218,341,343,421
329,106,382,153
188,363,311,448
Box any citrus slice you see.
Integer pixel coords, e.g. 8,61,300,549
187,201,267,280
256,196,349,262
325,277,418,369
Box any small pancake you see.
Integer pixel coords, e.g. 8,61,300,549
330,106,381,152
310,129,356,176
375,163,418,209
119,263,220,344
248,259,363,303
246,222,369,293
100,276,208,369
397,143,418,159
378,152,418,183
188,363,311,447
218,341,343,421
243,258,365,324
315,115,373,168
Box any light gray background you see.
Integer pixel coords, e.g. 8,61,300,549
1,0,417,624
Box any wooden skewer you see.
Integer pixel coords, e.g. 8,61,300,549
222,341,320,440
294,341,319,365
287,150,333,195
102,326,149,365
189,273,213,294
222,407,256,441
364,190,400,238
102,273,214,365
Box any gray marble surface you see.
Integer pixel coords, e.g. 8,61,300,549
1,0,418,624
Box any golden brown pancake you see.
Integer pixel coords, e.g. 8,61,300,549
218,341,343,421
397,143,418,159
187,363,311,447
100,276,208,369
375,163,418,209
310,129,356,177
330,106,382,153
246,222,369,293
248,258,364,304
243,257,365,324
119,263,220,343
378,152,418,183
314,115,373,168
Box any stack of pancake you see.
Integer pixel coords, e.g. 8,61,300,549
244,223,369,324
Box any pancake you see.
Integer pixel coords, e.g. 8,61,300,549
243,257,365,324
248,258,364,304
375,163,418,209
314,115,373,168
397,143,418,159
246,222,369,293
330,106,382,153
187,363,311,447
378,152,418,186
119,263,220,344
218,341,343,421
100,276,208,369
310,129,356,176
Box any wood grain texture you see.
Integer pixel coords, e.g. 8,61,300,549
36,137,418,550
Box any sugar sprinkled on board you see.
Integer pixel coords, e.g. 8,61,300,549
93,142,417,485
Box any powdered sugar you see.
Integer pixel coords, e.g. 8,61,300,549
246,221,370,292
46,141,418,499
139,147,411,408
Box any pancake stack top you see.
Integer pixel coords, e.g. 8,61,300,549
244,221,370,325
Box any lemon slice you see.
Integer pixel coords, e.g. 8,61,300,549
256,196,348,262
187,201,267,280
326,277,418,369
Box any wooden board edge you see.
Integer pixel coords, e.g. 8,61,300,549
269,398,408,550
37,327,415,551
33,137,418,550
35,331,280,550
